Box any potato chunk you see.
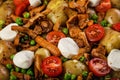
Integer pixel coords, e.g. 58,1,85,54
47,0,68,25
100,28,120,53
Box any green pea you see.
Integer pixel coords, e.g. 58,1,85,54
61,56,68,62
24,35,29,40
30,40,36,46
71,74,77,80
6,64,13,70
91,14,98,20
62,28,69,35
10,54,15,60
27,69,34,76
100,20,108,27
15,67,20,72
20,37,25,43
64,73,71,80
79,56,85,62
21,69,26,74
93,19,98,24
15,17,23,26
82,71,88,77
23,12,30,18
10,75,17,80
0,19,5,28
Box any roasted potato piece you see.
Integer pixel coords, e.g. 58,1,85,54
0,0,3,5
47,0,68,25
100,28,120,53
35,48,50,60
0,0,15,20
63,60,88,75
105,8,120,24
0,40,16,60
111,0,120,9
0,64,9,80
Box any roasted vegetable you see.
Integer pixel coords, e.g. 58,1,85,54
100,28,120,53
105,8,120,24
0,0,15,20
35,48,50,60
63,60,88,76
0,40,16,60
111,0,120,9
111,71,120,78
0,0,3,5
47,0,68,25
0,64,9,80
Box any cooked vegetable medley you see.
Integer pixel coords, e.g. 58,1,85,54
0,0,120,80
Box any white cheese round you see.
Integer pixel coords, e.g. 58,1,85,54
89,0,101,7
58,37,79,59
13,50,34,69
29,0,41,7
0,23,18,41
107,49,120,71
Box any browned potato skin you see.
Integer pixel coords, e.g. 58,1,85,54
47,0,68,25
0,64,9,80
0,0,3,5
0,40,16,60
111,0,120,9
100,28,120,53
63,60,88,75
0,0,15,20
111,71,120,78
105,8,120,24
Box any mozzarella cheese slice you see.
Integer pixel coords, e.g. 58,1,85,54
0,23,18,41
107,49,120,71
13,50,34,69
89,0,100,7
29,0,41,7
58,37,79,59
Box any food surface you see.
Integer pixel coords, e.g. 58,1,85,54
0,0,15,20
0,0,120,80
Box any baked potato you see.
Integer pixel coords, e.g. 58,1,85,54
47,0,68,25
100,28,120,53
0,64,9,80
35,48,50,60
0,0,15,20
0,40,16,60
111,0,120,9
105,8,120,24
0,0,3,5
63,60,88,75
